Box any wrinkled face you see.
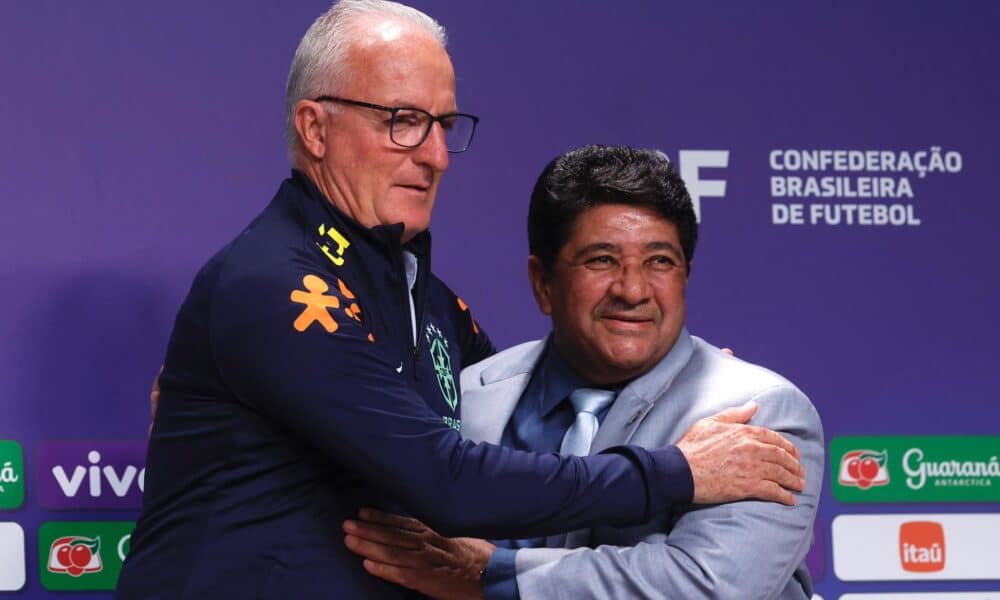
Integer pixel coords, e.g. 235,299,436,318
530,204,688,386
321,21,455,241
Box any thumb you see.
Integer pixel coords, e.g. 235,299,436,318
710,400,757,424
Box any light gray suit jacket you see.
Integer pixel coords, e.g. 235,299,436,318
460,329,823,600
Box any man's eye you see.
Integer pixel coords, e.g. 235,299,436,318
648,255,678,270
585,256,617,269
394,112,423,129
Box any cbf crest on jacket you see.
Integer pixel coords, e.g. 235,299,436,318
118,171,688,598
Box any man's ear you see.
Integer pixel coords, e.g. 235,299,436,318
294,100,328,160
527,255,552,316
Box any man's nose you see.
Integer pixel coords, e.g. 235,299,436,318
413,122,450,172
610,261,651,305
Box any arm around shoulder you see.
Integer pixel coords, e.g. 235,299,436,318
514,385,823,599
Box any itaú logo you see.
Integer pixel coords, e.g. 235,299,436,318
899,521,945,573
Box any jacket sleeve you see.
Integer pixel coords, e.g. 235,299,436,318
210,267,692,538
511,387,823,599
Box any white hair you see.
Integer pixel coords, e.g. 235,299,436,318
284,0,447,157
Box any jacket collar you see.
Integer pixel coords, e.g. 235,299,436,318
286,169,432,260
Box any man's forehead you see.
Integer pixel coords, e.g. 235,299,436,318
567,204,679,241
350,16,442,55
340,19,456,110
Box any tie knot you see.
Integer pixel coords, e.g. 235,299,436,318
568,388,616,416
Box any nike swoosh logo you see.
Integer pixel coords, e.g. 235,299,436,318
396,362,404,373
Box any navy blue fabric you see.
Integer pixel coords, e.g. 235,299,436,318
117,172,689,598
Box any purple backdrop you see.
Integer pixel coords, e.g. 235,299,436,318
2,1,998,597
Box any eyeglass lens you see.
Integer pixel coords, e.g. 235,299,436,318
391,109,476,152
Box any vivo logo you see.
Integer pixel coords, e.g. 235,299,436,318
38,442,146,510
52,451,145,499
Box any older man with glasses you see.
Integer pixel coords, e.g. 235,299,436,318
118,1,806,597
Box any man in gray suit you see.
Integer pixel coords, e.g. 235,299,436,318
343,145,823,599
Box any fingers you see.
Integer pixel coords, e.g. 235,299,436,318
750,425,801,460
358,508,427,533
344,533,447,567
763,447,806,493
708,400,757,424
343,519,424,550
761,439,804,478
755,480,796,507
361,559,412,587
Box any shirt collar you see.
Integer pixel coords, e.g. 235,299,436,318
535,328,694,414
535,336,589,417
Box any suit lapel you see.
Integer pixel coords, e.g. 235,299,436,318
460,341,546,444
590,330,694,454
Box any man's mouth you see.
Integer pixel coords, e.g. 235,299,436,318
600,314,654,330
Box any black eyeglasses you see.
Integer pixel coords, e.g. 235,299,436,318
313,95,479,153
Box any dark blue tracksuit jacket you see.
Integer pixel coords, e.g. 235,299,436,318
117,171,691,598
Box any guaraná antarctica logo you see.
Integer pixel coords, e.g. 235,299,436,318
831,436,1000,502
0,440,24,510
38,521,133,591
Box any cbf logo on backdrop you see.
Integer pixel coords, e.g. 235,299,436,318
659,150,730,222
37,441,146,510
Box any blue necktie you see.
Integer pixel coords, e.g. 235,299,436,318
559,388,617,456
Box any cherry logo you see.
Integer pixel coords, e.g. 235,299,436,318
838,449,889,489
47,536,103,577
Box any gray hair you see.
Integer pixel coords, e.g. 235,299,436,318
284,0,447,156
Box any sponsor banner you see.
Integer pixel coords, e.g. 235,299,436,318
0,522,26,591
37,440,146,510
832,514,1000,581
0,440,24,510
38,521,134,591
831,436,1000,502
840,595,1000,599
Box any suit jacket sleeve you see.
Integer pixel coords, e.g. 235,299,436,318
512,386,823,599
209,266,689,539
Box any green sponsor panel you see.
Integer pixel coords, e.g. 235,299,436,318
38,521,134,591
0,440,24,509
831,436,1000,502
